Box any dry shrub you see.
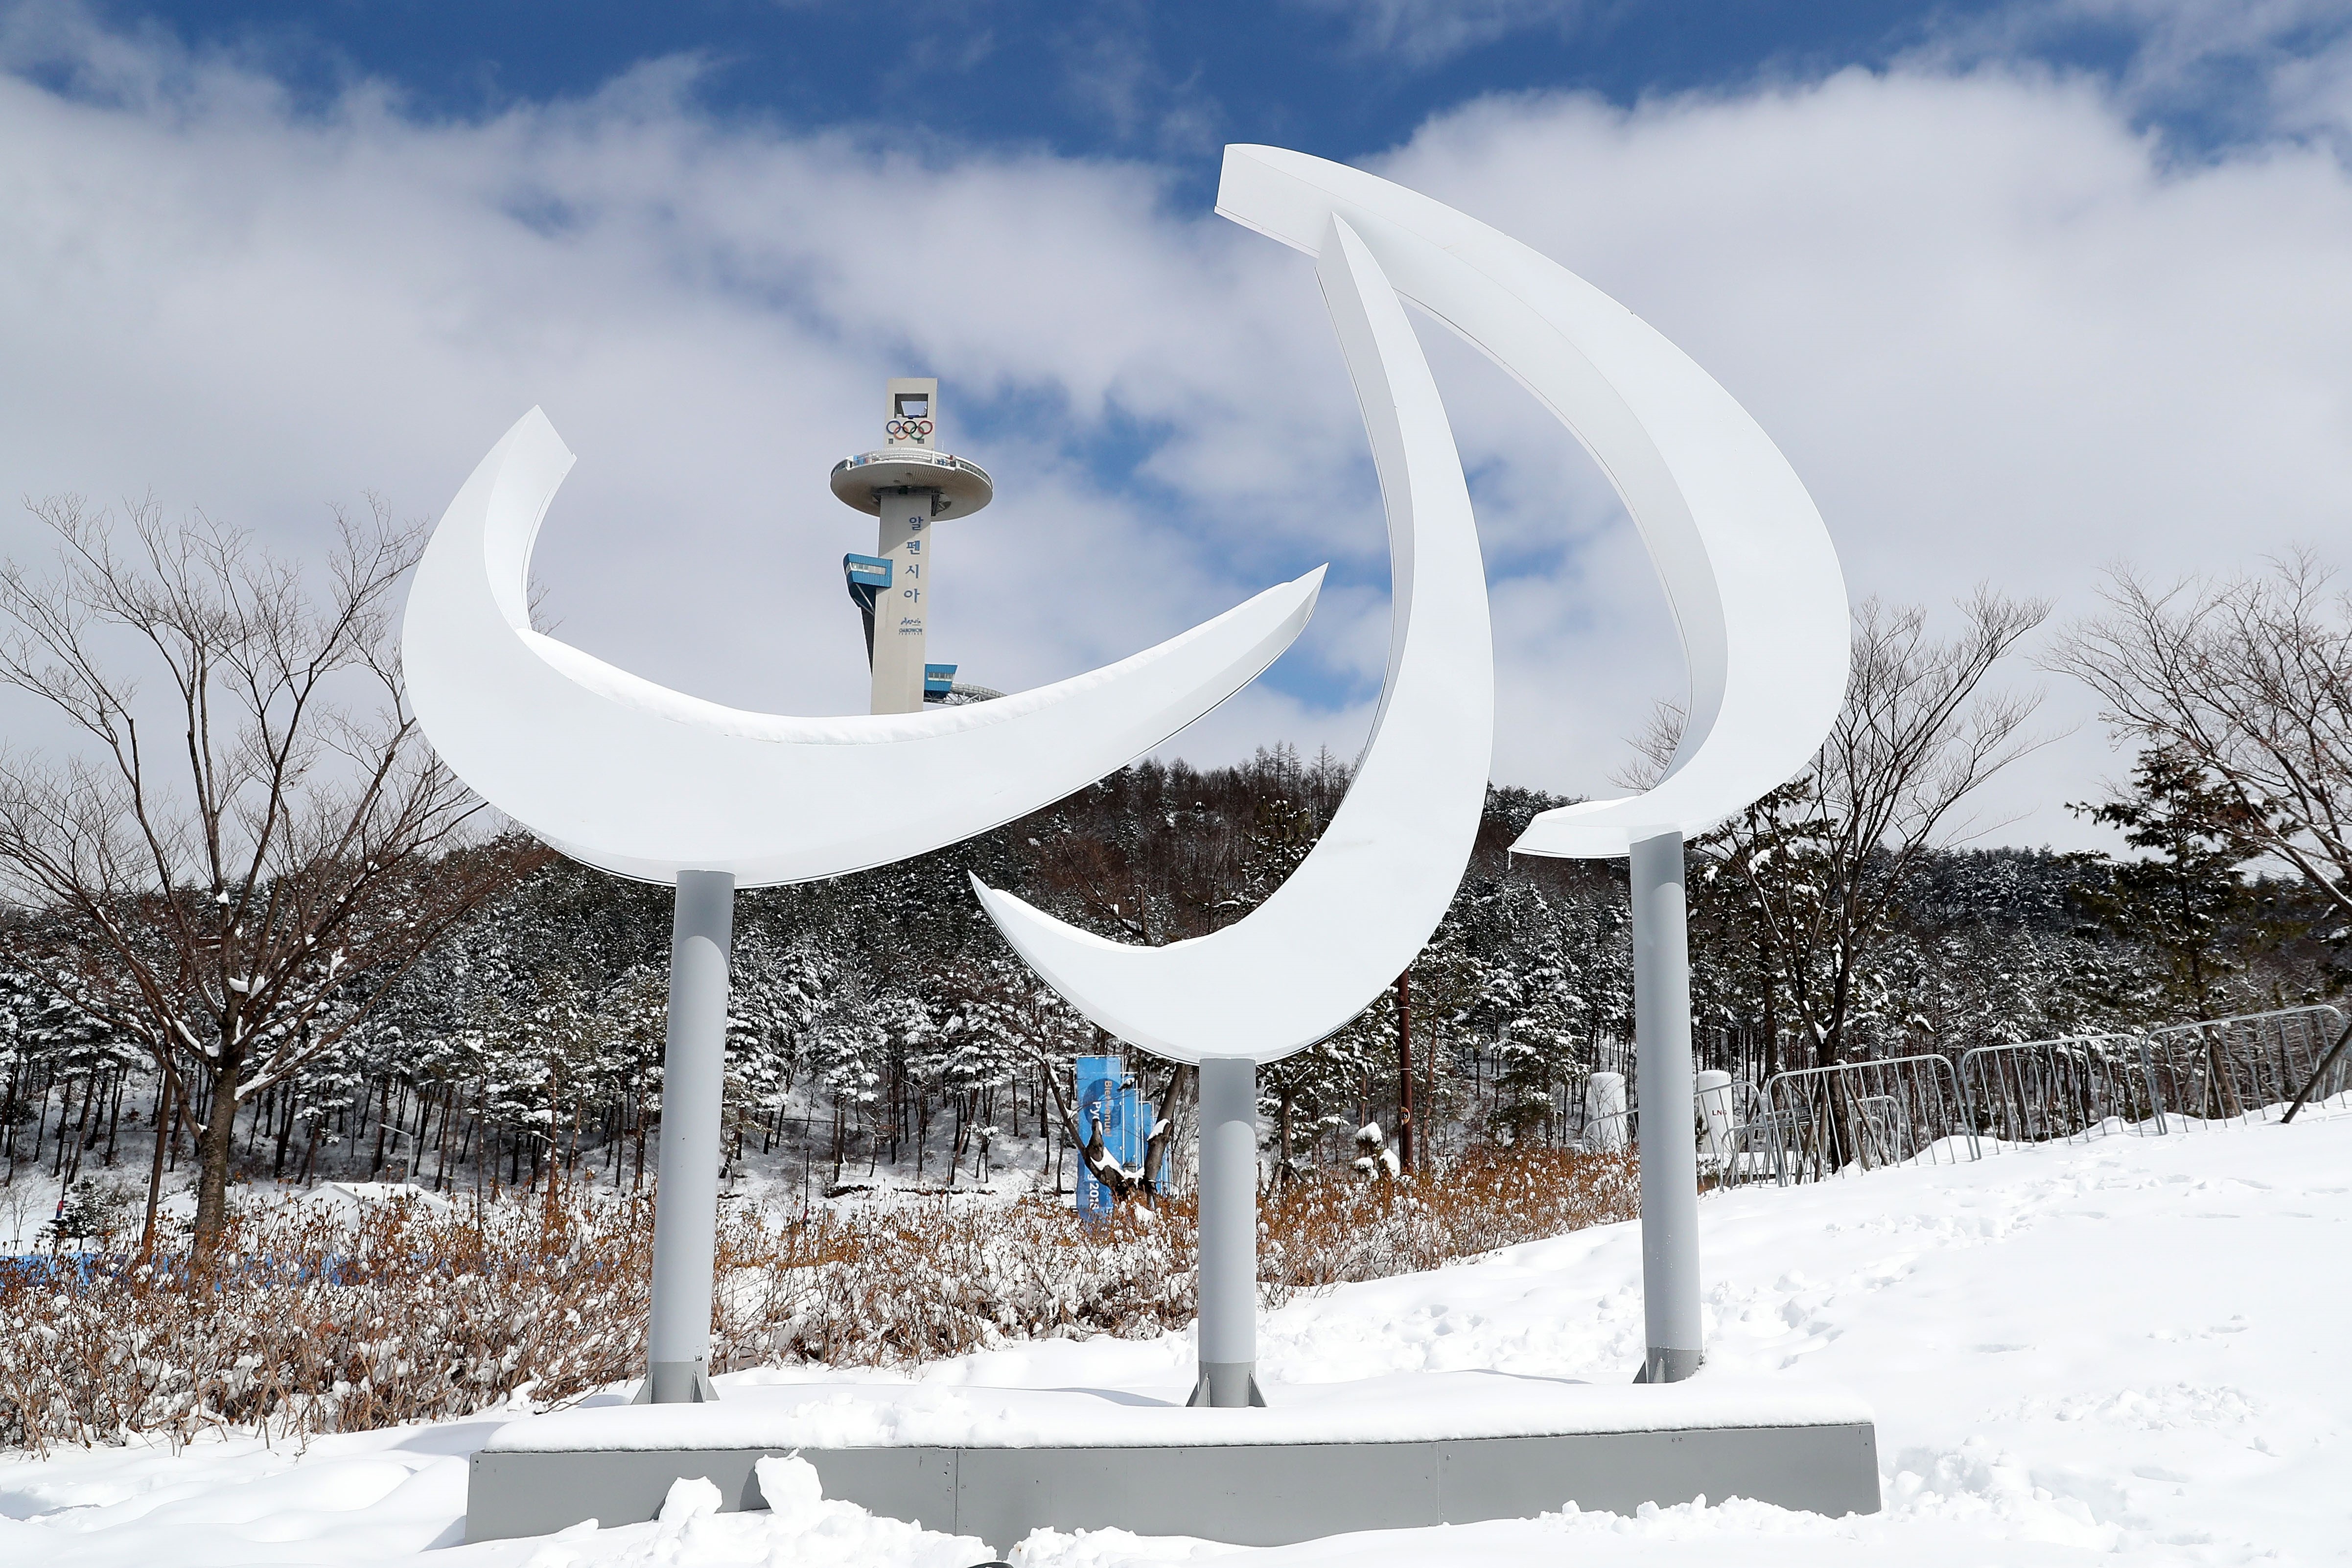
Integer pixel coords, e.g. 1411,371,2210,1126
0,1198,658,1455
732,1195,1192,1370
1,1149,1638,1454
1261,1147,1639,1296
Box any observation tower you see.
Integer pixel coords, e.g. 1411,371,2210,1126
829,377,993,714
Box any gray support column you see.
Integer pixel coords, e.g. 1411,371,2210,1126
639,868,736,1404
1630,830,1703,1383
1190,1055,1267,1408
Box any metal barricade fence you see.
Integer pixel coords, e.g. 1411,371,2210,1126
1958,1034,2167,1148
1665,1006,2346,1191
1727,1054,1979,1188
2142,1005,2349,1127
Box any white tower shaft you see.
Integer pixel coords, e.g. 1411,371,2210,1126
871,491,931,714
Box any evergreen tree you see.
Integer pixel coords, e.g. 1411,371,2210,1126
2072,747,2262,1019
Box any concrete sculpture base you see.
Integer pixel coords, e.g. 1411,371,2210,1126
466,1373,1880,1549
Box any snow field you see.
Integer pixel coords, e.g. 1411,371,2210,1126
3,1109,2346,1566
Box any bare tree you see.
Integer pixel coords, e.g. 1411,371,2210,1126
2051,551,2352,932
1634,589,2053,1066
0,497,543,1256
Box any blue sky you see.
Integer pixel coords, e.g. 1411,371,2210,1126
62,0,2285,176
79,2,2043,159
4,0,2351,849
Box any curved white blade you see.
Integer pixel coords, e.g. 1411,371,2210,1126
974,213,1494,1065
401,408,1324,887
1217,144,1850,859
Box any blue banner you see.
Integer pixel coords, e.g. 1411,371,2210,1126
1074,1056,1150,1224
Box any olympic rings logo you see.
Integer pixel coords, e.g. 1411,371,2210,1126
885,419,936,439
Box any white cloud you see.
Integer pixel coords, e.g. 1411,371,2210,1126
0,14,1365,729
1288,0,1591,66
3,9,2351,857
1359,67,2352,846
1943,0,2352,139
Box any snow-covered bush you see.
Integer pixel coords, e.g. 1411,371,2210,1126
0,1147,1638,1453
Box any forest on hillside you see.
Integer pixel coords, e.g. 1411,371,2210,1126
0,498,2339,1265
5,741,2339,1232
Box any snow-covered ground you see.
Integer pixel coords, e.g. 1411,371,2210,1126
5,1108,2346,1567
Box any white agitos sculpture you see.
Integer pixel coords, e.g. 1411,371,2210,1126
401,135,1849,1408
1217,147,1850,858
979,146,1849,1400
401,410,1324,1403
401,408,1322,889
974,216,1492,1069
981,205,1494,1410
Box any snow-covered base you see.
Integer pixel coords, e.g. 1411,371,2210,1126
6,1109,2350,1566
487,1372,1872,1452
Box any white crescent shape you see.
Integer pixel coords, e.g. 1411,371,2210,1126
1215,145,1850,859
401,408,1325,887
972,211,1495,1065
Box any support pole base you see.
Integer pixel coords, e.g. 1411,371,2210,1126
1634,1347,1704,1384
468,1377,1885,1546
634,1360,721,1404
1188,1361,1268,1408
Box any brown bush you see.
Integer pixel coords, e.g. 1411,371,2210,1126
1261,1147,1638,1293
0,1149,1638,1454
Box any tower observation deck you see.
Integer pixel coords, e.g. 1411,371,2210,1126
829,377,993,715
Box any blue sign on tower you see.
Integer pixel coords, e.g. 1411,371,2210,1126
841,554,894,666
